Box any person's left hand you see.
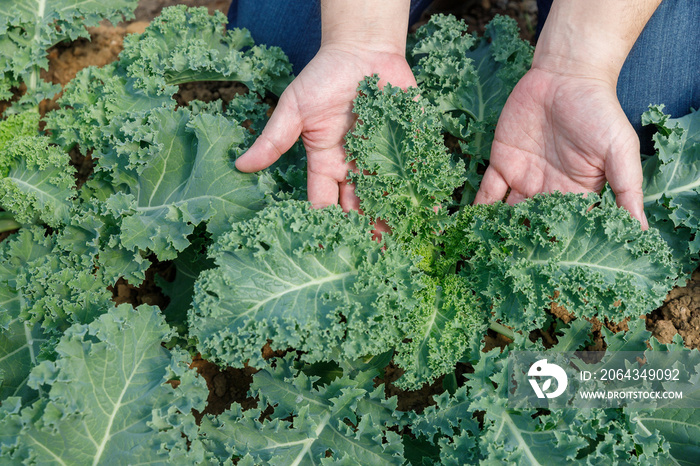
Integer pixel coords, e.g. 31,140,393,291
474,67,648,229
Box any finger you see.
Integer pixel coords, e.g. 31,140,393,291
235,91,302,172
605,141,648,229
339,180,360,212
306,144,353,209
307,169,340,209
505,189,527,206
474,168,509,205
613,189,648,230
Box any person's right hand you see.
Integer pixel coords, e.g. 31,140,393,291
235,45,416,212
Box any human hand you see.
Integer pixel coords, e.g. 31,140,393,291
474,67,648,229
474,0,663,230
235,46,416,211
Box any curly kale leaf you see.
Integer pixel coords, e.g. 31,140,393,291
0,317,47,408
410,14,532,161
0,112,39,150
0,115,75,227
641,106,700,273
346,76,465,241
46,6,292,156
14,238,114,332
55,185,154,285
189,200,420,368
0,227,54,324
120,5,292,97
45,62,173,156
406,384,481,465
409,326,673,465
626,332,700,465
393,274,487,391
0,0,137,109
102,106,276,260
451,193,677,332
198,355,406,465
0,223,120,405
0,227,54,405
1,304,210,465
156,228,215,339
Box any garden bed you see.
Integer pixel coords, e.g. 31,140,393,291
47,0,698,366
1,1,698,464
28,0,700,422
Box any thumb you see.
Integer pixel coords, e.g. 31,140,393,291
235,90,302,172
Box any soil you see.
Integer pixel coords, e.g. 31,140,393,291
647,270,700,348
5,0,699,419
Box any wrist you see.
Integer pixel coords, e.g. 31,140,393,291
533,0,661,85
320,1,410,56
533,16,629,86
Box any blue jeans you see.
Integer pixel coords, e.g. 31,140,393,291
228,1,699,154
537,0,700,154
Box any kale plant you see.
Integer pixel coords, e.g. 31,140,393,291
1,6,699,465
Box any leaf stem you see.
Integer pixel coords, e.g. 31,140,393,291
488,320,515,340
0,212,21,233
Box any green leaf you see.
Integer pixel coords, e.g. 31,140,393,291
641,107,700,274
45,5,292,157
45,63,174,155
0,0,137,109
0,112,39,151
15,242,115,331
0,227,54,326
3,304,209,465
0,227,54,405
642,108,700,205
0,319,48,405
56,188,153,286
108,107,276,260
393,274,487,390
461,343,670,464
410,14,532,161
189,200,420,368
199,355,405,465
630,344,700,465
346,76,465,242
632,408,700,466
454,193,678,332
119,5,293,96
0,134,75,227
601,318,652,353
157,229,214,335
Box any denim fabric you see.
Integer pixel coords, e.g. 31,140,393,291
226,0,433,75
537,0,700,154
